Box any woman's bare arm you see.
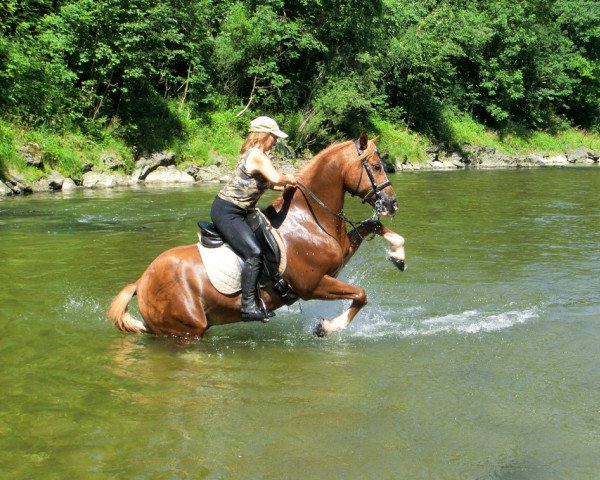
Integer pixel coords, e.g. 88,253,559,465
246,149,296,188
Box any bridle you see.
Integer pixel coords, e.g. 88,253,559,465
353,139,392,215
296,138,394,227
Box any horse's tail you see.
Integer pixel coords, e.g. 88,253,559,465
107,281,148,333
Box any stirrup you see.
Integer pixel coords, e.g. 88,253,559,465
260,298,275,322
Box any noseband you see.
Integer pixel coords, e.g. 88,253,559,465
354,140,392,213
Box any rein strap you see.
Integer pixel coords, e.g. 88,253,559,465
296,182,360,230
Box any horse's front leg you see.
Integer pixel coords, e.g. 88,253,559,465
310,275,367,337
347,221,406,271
381,225,406,271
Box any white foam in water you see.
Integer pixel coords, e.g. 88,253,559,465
348,307,539,338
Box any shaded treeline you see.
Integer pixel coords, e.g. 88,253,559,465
0,0,598,153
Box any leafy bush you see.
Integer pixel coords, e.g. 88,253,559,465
371,117,428,163
177,109,244,166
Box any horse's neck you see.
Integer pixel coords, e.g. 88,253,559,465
300,149,347,215
266,145,350,235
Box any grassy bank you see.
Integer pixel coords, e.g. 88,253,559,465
373,112,600,163
441,111,600,155
0,119,134,182
1,108,599,182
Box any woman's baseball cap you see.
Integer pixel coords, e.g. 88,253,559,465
249,116,288,138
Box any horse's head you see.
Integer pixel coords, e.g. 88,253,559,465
345,131,398,216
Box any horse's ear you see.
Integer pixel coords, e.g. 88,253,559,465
359,130,368,150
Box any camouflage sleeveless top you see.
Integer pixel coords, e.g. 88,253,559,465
217,148,272,209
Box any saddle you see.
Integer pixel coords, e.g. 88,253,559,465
197,210,298,305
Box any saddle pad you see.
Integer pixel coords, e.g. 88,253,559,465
198,240,243,294
197,228,287,296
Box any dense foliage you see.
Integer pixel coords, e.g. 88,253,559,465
0,0,598,153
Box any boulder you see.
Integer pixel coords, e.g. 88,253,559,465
425,149,468,169
144,165,195,184
192,164,226,183
31,179,51,192
82,171,129,188
566,147,591,163
20,142,43,167
428,156,460,170
100,153,126,171
447,152,466,168
62,178,77,191
184,164,202,180
31,172,64,192
461,146,510,168
184,163,227,182
48,171,65,190
0,181,12,196
4,172,32,194
131,151,175,181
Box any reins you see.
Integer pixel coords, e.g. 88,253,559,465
296,182,362,230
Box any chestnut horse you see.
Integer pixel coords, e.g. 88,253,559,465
108,132,406,337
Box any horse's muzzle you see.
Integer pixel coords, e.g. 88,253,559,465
378,193,398,217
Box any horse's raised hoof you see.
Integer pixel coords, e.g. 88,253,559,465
390,257,406,271
313,319,328,337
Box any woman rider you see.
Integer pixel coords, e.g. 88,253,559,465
210,116,297,321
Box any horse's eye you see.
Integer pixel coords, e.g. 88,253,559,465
373,163,382,172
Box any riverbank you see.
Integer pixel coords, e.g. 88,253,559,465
398,144,599,171
1,143,598,197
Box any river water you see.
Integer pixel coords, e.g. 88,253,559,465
1,168,599,479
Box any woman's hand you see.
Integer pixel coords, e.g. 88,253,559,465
284,174,297,187
272,173,297,191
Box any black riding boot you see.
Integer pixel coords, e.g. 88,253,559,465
241,257,265,322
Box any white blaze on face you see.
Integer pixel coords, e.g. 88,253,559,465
383,231,405,262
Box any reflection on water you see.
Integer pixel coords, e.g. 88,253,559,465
1,169,599,478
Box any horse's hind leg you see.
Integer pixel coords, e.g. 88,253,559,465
137,248,210,337
310,275,367,337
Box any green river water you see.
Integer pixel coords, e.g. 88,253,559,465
1,168,599,479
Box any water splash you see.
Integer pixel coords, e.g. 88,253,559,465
61,295,103,318
348,307,539,339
